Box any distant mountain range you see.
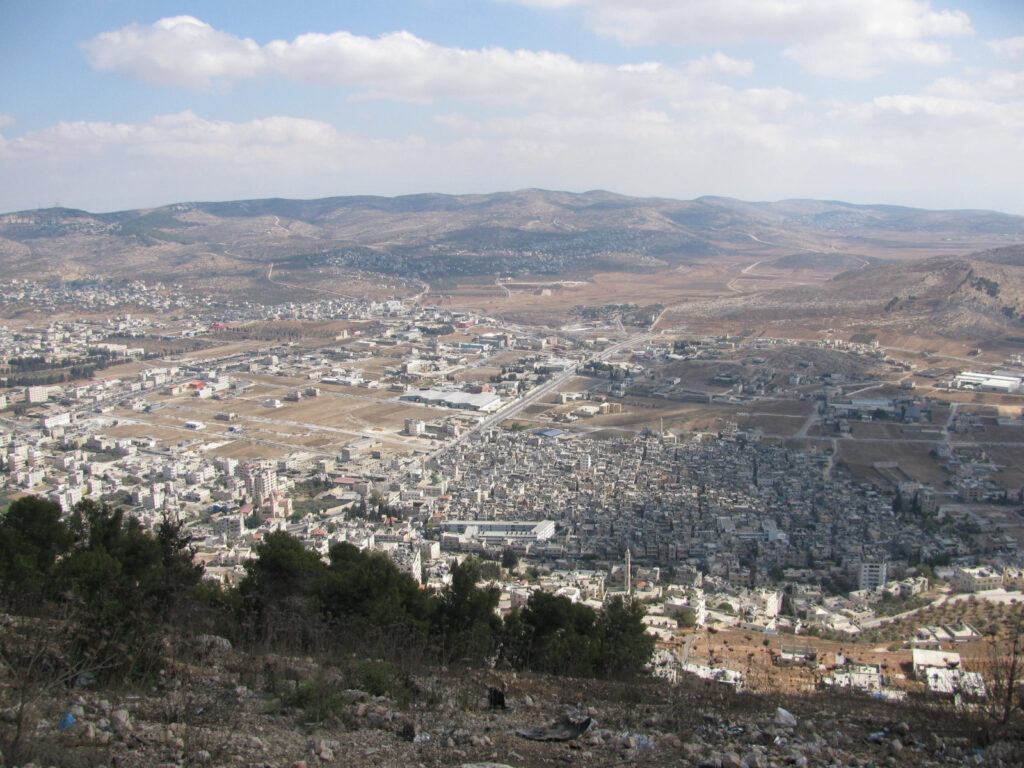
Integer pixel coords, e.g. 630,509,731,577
1,189,1022,288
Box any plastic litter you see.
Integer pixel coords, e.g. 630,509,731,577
58,712,75,731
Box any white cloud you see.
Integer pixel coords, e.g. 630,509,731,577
926,69,1024,101
685,52,754,77
784,35,952,79
3,7,1020,215
2,112,360,165
503,0,972,77
83,17,760,109
83,16,265,89
4,68,1021,215
989,36,1024,59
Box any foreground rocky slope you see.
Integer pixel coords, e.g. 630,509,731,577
6,635,1023,768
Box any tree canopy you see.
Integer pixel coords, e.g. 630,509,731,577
0,496,655,684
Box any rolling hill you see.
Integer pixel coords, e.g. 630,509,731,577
1,190,1022,291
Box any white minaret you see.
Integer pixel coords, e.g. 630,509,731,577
625,548,632,597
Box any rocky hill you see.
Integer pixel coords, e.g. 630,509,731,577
7,630,1023,768
684,253,1024,344
1,191,1022,290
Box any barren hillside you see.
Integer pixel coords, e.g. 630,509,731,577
2,191,1021,291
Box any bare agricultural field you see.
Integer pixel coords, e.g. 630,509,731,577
436,265,767,326
176,341,264,362
312,381,396,400
238,371,319,389
519,404,550,419
979,444,1024,489
97,360,150,379
833,439,948,487
959,421,1024,444
349,355,404,375
192,392,435,442
103,421,199,444
734,410,812,437
206,440,289,460
846,422,918,440
452,365,501,383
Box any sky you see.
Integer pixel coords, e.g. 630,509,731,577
1,0,1023,214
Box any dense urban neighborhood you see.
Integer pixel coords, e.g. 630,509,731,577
3,279,1024,699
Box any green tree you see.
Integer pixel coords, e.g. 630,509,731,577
675,607,697,628
517,591,599,676
479,559,502,580
317,542,431,634
239,530,326,648
53,499,199,682
240,530,324,605
501,547,519,570
58,499,164,619
153,516,205,621
595,596,655,679
434,559,501,664
0,496,72,609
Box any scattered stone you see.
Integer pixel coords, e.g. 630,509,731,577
774,708,798,728
340,689,370,704
110,708,132,734
196,634,233,653
683,742,705,761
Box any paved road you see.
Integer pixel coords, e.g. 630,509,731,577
426,331,658,466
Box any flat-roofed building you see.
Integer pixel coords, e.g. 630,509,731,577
399,389,502,412
859,561,888,591
440,520,555,545
955,565,1003,592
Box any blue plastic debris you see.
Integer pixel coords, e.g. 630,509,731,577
58,712,75,731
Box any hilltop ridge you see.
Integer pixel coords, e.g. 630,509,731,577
1,190,1021,290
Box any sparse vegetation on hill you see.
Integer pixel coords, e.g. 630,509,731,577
3,191,1022,292
3,496,1024,765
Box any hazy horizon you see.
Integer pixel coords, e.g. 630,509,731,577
3,1,1023,214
